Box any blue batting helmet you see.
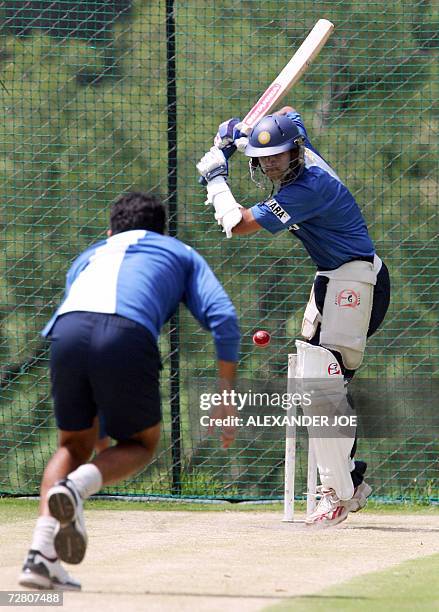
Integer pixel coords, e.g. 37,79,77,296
245,115,304,157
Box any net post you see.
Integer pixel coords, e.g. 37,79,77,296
306,439,318,515
283,353,297,522
166,0,181,496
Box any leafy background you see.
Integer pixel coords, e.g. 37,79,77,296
0,1,437,499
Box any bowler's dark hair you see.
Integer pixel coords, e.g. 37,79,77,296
110,192,167,235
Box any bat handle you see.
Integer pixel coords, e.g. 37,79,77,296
198,176,207,186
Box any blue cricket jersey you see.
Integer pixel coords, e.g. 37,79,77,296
251,112,375,270
42,230,240,362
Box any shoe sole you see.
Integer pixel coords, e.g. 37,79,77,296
49,490,87,565
54,523,87,565
48,489,76,524
350,483,372,513
305,512,349,528
19,570,81,591
52,578,82,591
19,571,52,590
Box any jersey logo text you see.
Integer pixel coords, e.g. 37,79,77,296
265,198,291,224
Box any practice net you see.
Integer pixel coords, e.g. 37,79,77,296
0,1,437,502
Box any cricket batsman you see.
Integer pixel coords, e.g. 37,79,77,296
197,107,391,526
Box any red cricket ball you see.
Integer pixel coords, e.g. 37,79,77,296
252,330,271,347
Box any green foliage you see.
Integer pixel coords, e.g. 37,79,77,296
2,1,132,42
180,469,239,497
0,1,437,499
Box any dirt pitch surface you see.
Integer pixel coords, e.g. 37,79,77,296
2,510,439,611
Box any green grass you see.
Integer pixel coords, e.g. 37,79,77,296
0,497,438,520
264,554,439,612
0,497,285,517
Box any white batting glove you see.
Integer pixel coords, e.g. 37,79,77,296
229,121,249,153
205,177,243,239
234,135,249,153
214,117,241,149
196,146,228,182
221,208,243,238
213,118,249,155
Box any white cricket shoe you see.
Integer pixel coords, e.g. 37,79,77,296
306,481,373,527
305,487,349,527
47,478,87,564
349,481,372,512
18,549,81,590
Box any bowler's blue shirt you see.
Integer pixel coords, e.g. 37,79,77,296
251,112,375,270
42,230,240,361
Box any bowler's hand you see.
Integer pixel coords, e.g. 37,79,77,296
207,403,238,449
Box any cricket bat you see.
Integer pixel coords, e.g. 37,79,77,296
199,19,334,184
239,19,334,135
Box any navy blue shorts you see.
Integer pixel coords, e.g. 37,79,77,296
49,312,162,440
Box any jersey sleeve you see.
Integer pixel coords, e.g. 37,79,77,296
285,111,312,147
183,249,240,362
286,111,311,146
286,111,328,166
250,183,324,234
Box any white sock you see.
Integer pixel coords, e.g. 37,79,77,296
68,463,103,500
31,516,58,559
